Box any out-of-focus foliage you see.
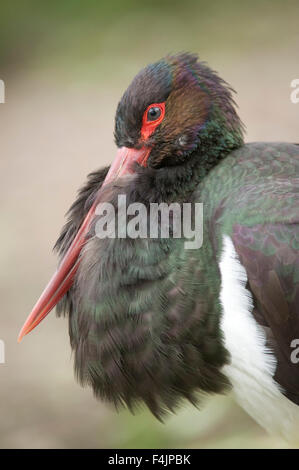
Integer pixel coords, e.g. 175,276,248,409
1,0,298,74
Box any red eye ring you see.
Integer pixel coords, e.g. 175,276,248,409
141,102,165,140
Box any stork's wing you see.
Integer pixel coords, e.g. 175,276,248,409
232,221,299,404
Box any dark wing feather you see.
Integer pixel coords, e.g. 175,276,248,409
54,166,109,315
232,222,299,405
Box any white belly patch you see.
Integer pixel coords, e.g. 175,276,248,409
219,235,299,443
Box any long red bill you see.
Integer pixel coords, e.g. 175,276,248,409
18,145,151,342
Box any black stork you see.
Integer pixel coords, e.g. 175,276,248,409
19,53,299,441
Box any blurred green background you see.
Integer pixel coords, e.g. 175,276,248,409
0,0,298,449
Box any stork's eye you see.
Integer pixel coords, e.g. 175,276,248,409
141,102,166,140
147,106,161,122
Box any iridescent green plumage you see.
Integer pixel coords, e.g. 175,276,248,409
201,142,299,403
54,54,299,418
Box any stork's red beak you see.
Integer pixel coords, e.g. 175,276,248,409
18,146,151,342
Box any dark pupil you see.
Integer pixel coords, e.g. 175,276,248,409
147,106,161,121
